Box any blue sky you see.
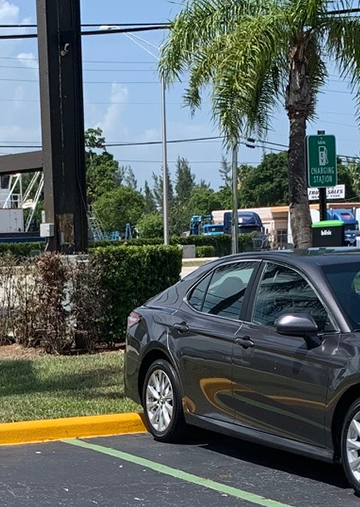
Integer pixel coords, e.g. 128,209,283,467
0,0,359,191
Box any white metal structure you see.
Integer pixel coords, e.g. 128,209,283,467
0,172,44,233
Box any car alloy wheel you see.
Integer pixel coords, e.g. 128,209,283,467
341,400,360,495
142,359,187,442
145,368,174,433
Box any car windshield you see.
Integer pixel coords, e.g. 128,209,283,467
205,226,223,233
322,262,360,329
239,226,260,234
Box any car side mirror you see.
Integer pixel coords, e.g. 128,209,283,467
274,313,321,349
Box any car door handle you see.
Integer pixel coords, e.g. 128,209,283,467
235,336,255,348
173,322,189,333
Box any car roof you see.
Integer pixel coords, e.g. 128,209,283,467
216,247,360,267
181,247,360,284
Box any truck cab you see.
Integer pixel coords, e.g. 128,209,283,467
202,224,224,236
189,215,214,235
223,211,269,249
223,211,264,235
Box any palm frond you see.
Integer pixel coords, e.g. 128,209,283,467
164,2,290,144
159,0,274,82
325,14,360,122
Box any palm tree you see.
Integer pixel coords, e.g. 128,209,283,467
159,0,360,248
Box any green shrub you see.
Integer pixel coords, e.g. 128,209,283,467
91,245,182,342
124,238,163,246
91,234,255,257
0,242,45,257
89,238,163,249
196,245,216,258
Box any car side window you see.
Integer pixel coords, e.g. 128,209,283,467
188,262,256,320
252,262,331,333
187,273,212,312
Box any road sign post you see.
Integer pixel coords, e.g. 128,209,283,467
306,133,337,222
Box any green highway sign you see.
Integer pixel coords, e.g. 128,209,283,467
306,134,337,188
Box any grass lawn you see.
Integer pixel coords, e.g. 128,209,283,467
0,351,141,423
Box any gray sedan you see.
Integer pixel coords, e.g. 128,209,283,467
124,248,360,495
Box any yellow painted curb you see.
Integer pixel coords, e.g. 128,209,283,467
0,412,147,446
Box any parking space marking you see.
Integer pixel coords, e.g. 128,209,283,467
63,438,295,507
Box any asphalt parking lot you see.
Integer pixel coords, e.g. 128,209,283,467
1,430,358,507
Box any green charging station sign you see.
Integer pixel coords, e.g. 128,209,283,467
306,134,337,188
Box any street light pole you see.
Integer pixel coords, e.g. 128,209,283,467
99,27,170,246
161,75,170,244
231,142,239,254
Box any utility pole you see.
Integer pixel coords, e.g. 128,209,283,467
36,0,88,252
231,142,239,254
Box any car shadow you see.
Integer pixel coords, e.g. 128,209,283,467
182,427,349,490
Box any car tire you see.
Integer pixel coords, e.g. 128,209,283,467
341,398,360,495
142,359,187,443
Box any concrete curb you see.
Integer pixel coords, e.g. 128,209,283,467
0,412,147,446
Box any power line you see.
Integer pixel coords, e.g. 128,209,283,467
0,135,358,162
0,95,358,119
0,23,170,28
0,64,158,71
326,7,360,15
0,75,352,92
0,77,166,84
0,24,170,40
114,159,259,164
0,56,157,64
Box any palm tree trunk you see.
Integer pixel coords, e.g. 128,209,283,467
288,115,312,248
286,35,312,249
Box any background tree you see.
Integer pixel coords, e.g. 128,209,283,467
85,128,119,203
143,180,157,214
85,127,106,152
86,151,120,203
123,166,138,190
187,186,222,216
93,186,145,233
340,160,360,201
219,156,232,188
137,213,164,238
152,170,174,212
174,157,195,203
160,0,360,248
215,186,232,209
239,152,289,207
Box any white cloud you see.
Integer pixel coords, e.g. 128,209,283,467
0,124,41,143
97,83,129,140
0,0,21,56
144,128,160,141
13,85,26,110
17,52,37,70
0,0,19,24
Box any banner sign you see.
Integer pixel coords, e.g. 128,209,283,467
308,184,345,201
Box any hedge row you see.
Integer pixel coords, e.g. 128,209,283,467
195,245,216,257
90,233,255,257
0,242,45,257
93,245,182,341
0,245,183,352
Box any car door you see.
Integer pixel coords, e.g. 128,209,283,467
232,260,339,447
168,260,260,424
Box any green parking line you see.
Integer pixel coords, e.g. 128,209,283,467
63,438,294,507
